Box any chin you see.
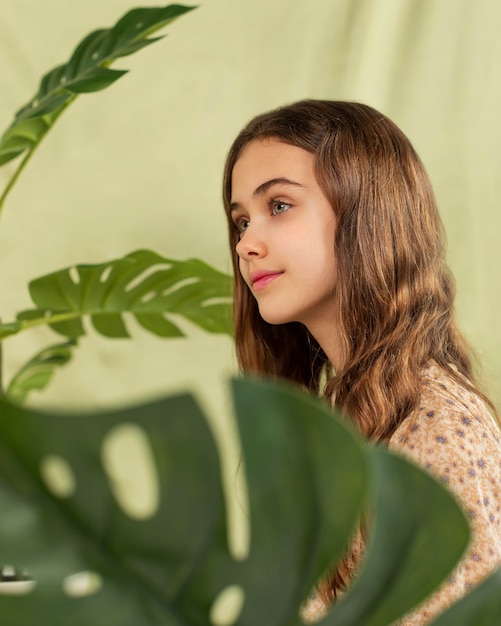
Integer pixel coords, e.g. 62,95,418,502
258,307,296,327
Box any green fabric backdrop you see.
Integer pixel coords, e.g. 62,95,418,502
0,0,500,552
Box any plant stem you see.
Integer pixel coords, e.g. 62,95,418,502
0,329,3,396
0,98,74,220
0,148,37,219
0,310,85,345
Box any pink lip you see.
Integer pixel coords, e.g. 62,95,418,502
249,269,284,291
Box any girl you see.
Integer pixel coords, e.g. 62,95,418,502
223,100,501,624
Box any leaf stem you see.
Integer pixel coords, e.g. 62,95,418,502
0,98,74,220
0,310,83,344
0,328,3,396
20,310,83,332
0,148,36,219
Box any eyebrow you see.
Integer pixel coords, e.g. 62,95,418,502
230,177,305,213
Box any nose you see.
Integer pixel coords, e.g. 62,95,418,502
235,226,268,260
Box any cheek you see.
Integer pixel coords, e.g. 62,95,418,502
306,234,337,288
238,258,252,289
302,223,336,266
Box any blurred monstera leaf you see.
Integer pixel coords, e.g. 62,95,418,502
5,340,77,404
1,376,494,626
0,249,232,342
0,377,366,625
0,4,195,212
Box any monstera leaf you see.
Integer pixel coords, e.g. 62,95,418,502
324,447,469,625
0,250,232,342
0,376,490,625
5,340,77,403
0,4,195,211
0,250,232,403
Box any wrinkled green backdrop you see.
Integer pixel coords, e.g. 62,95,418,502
0,0,500,553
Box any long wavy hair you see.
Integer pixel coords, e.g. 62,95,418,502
222,99,497,598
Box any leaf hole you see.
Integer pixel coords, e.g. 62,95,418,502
102,423,159,520
99,265,113,283
68,266,80,285
161,277,199,298
210,585,245,626
32,98,39,108
124,264,172,293
227,459,250,562
140,290,158,304
91,51,99,60
40,455,76,499
0,567,36,596
136,22,143,29
60,76,67,85
0,566,30,581
63,571,102,598
202,296,233,308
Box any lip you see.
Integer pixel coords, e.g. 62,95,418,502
249,269,284,291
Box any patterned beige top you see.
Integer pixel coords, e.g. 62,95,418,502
302,363,501,624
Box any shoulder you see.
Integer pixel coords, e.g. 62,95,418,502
389,362,500,474
388,361,501,544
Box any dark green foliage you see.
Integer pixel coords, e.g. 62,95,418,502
0,375,491,625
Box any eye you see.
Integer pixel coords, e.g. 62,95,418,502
270,200,291,216
234,217,250,235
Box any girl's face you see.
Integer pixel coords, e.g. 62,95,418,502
230,138,338,342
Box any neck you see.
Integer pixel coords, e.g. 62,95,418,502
306,318,344,373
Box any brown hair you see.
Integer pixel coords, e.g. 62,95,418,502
222,99,497,597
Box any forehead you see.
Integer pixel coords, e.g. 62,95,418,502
231,139,316,196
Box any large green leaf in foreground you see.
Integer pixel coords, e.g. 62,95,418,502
0,249,232,342
0,377,365,625
0,377,495,625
